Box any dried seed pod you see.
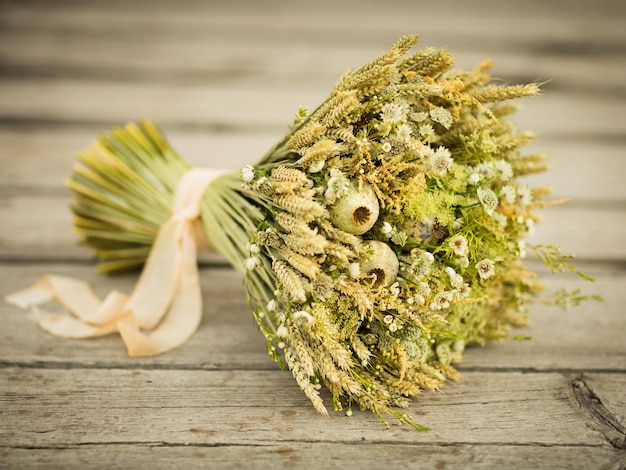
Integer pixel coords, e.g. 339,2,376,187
360,240,399,287
329,181,379,235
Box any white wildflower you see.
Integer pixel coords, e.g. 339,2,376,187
477,187,499,216
244,256,260,271
241,165,255,183
518,185,533,207
389,282,401,295
500,185,516,205
526,218,535,235
430,291,453,310
494,159,513,181
456,284,471,299
518,240,527,258
413,294,425,305
476,259,496,280
429,107,453,129
459,256,469,268
276,325,288,338
381,221,394,237
421,251,435,265
381,142,392,153
418,282,431,296
419,124,435,140
429,146,453,175
477,162,496,180
448,234,469,257
266,299,277,312
380,102,406,123
388,322,398,333
247,242,260,254
324,168,350,203
468,171,482,185
396,124,412,141
412,111,429,122
492,212,508,228
384,314,394,325
293,310,315,326
349,262,361,278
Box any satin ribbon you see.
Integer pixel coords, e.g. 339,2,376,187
5,168,225,357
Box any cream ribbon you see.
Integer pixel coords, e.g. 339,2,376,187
4,168,225,357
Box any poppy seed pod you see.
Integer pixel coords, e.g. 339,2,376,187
329,181,379,235
360,240,399,287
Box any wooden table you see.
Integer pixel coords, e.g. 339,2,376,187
1,1,625,468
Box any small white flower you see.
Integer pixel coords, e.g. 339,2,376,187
413,294,425,305
494,160,513,180
419,124,435,140
244,256,260,271
276,325,288,338
477,187,499,216
247,242,260,254
422,251,435,264
383,314,394,324
459,256,469,268
418,282,431,296
526,218,535,235
451,274,465,288
396,124,412,141
324,169,350,203
430,291,453,310
381,142,392,153
388,322,398,333
500,185,516,205
380,102,406,123
429,146,453,175
266,299,277,312
241,165,255,183
518,240,527,258
477,162,496,180
492,212,508,228
518,185,533,207
381,221,394,237
349,262,361,278
476,259,496,280
429,107,454,129
389,282,401,295
448,234,469,257
457,283,471,298
468,171,482,185
292,310,314,326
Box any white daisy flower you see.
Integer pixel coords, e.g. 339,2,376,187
476,259,496,279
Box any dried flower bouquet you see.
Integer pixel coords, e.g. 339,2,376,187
32,35,594,428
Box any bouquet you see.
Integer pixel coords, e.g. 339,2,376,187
6,35,594,429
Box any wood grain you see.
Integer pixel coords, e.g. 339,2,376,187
1,0,624,467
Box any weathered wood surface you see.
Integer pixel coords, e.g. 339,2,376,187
1,0,625,468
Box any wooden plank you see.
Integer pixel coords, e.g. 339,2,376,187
0,264,622,371
1,30,624,95
0,367,619,447
0,79,622,138
1,444,624,470
1,130,625,204
2,0,625,43
0,194,623,261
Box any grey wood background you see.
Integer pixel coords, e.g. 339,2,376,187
1,0,625,468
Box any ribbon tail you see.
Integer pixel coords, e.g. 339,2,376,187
117,228,203,357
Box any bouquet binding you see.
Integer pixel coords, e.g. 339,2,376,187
5,34,595,429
